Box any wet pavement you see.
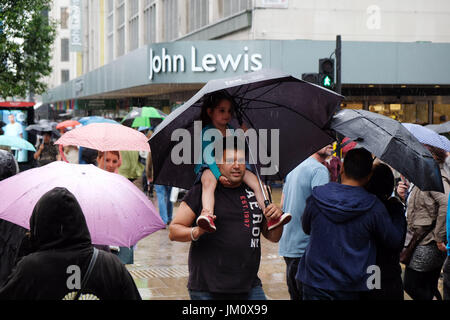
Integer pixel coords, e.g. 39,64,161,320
126,187,290,300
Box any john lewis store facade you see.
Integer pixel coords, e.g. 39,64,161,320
42,39,450,123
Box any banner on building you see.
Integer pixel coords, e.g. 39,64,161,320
70,0,82,52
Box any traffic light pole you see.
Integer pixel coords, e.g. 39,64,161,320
336,35,342,98
335,35,344,162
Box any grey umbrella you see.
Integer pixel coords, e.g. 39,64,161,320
426,121,450,134
150,69,343,190
330,109,444,192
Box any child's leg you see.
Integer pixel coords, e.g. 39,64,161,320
243,171,292,231
243,171,268,210
197,169,218,232
201,169,217,215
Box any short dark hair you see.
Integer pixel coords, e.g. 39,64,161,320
366,163,394,200
343,148,374,181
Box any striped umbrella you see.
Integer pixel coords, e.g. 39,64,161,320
402,123,450,152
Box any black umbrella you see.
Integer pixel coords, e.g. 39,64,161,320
150,69,343,190
330,109,444,192
26,120,60,138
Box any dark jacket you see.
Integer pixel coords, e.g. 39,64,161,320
297,182,405,292
0,150,27,287
0,187,141,300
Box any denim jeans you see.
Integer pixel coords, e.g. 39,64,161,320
189,285,267,300
302,284,361,300
155,184,173,224
283,257,303,300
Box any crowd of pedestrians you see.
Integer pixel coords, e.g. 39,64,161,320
0,99,449,301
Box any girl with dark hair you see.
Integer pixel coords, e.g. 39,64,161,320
194,91,291,233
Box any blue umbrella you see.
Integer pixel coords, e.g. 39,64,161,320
0,135,36,151
402,123,450,152
78,116,118,126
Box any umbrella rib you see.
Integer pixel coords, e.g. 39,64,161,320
234,82,284,109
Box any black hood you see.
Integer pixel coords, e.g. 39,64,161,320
0,150,18,181
311,182,378,223
29,187,92,252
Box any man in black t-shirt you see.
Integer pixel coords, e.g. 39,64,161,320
169,136,283,300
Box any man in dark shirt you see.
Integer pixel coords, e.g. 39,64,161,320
33,132,59,167
169,136,283,300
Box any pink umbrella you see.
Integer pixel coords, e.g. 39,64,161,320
54,123,150,152
0,161,165,246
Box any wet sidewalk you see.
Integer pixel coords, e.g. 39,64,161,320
126,187,290,300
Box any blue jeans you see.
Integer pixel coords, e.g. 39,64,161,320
302,284,361,300
155,184,173,224
189,285,267,300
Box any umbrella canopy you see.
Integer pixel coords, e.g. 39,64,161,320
56,120,81,130
150,69,343,190
426,121,450,134
78,116,118,126
0,161,165,246
330,109,444,192
26,121,60,138
54,123,150,152
402,123,450,152
121,106,167,128
0,135,36,151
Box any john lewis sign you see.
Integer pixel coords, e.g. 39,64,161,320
149,45,263,80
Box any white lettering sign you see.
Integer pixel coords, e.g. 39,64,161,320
149,46,263,80
70,0,82,51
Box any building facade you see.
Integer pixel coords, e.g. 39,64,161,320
43,0,450,123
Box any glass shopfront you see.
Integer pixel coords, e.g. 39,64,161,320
341,101,450,124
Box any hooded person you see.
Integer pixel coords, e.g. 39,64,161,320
0,150,27,287
296,148,406,300
0,187,141,300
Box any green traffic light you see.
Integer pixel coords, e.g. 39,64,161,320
323,75,332,87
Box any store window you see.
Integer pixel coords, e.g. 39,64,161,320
434,104,450,124
341,102,363,110
369,103,429,124
107,1,114,62
188,0,209,33
116,0,125,57
220,0,251,18
61,38,69,62
163,0,178,41
61,7,69,29
61,69,70,83
128,0,139,51
144,1,156,44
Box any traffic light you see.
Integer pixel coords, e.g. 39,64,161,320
301,73,319,85
318,58,334,88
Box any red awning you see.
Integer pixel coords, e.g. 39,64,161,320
0,101,35,107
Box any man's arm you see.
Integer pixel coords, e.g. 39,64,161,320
429,189,449,251
261,203,283,242
168,201,207,242
301,197,314,235
371,203,406,252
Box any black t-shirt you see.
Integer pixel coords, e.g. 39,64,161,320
183,182,264,294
